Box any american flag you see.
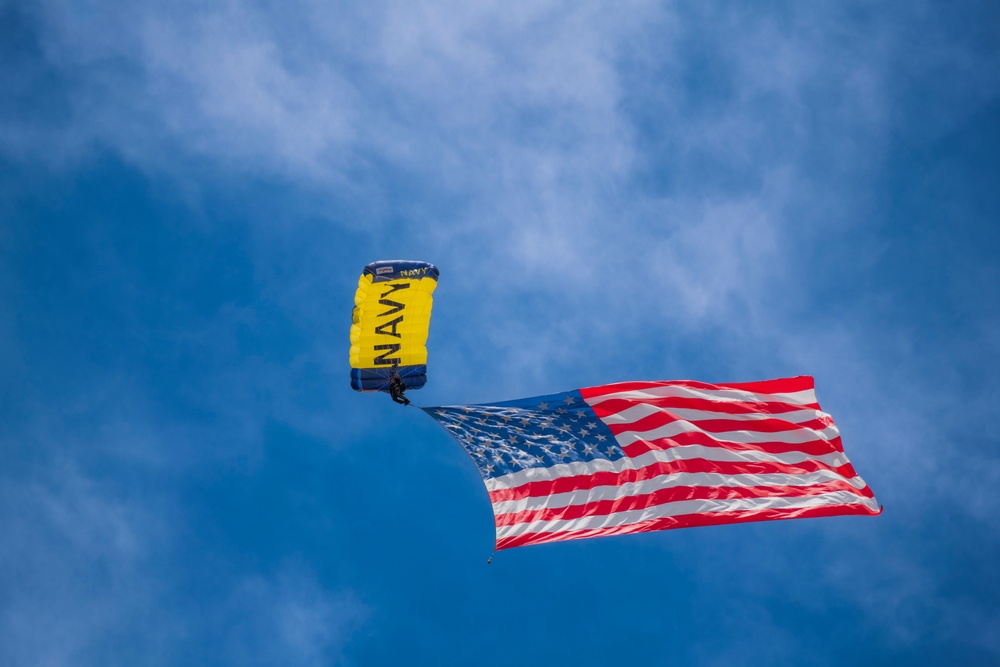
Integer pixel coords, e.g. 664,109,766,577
423,376,880,551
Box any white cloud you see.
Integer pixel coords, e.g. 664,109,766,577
7,1,898,318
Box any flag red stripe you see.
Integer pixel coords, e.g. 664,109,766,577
588,395,821,418
713,376,817,394
619,439,860,481
580,376,817,400
495,502,881,550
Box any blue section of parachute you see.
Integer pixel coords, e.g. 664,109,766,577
351,365,427,392
363,260,439,283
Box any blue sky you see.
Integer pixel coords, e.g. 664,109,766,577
2,1,998,664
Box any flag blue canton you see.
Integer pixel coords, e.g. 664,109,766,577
423,390,623,479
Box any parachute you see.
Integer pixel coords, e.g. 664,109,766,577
349,260,439,393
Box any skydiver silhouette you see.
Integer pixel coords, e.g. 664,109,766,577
388,373,410,406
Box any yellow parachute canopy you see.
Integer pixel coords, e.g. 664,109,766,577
349,260,439,392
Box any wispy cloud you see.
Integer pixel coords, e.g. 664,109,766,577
215,563,369,667
0,434,369,666
0,459,164,665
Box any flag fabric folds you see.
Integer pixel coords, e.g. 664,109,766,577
423,376,880,551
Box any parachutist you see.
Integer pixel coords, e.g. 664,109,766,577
389,374,410,406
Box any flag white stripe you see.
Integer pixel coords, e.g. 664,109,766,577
612,419,841,447
491,470,871,515
496,491,880,539
621,444,848,470
487,456,626,491
598,404,832,426
486,444,852,491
